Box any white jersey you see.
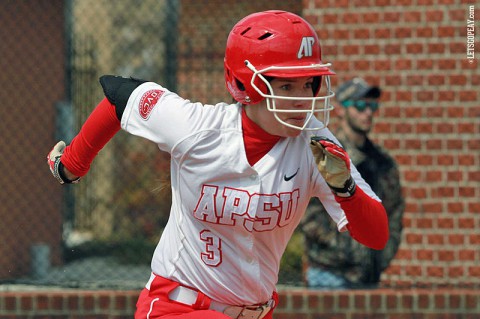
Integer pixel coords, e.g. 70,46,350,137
120,82,378,305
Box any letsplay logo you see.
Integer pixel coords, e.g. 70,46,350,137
139,89,164,120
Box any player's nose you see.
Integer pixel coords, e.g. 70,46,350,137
291,99,310,110
290,88,312,109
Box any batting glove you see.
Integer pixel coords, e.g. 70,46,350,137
310,136,356,197
47,141,80,184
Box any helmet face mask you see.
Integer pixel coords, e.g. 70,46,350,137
245,60,334,130
224,10,335,131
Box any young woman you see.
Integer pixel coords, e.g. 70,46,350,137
47,10,388,319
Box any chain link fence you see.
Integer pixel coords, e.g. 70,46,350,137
1,0,303,289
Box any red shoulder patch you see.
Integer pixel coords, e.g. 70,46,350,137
139,89,164,120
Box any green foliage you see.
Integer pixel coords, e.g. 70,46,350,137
278,230,305,286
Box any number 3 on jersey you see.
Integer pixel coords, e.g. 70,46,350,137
200,230,222,266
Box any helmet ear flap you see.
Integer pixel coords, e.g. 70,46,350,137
232,73,269,104
235,78,245,91
247,75,270,104
224,62,244,102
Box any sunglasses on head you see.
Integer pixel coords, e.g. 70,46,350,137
342,100,379,112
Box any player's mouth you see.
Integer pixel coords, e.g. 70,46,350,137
285,116,306,124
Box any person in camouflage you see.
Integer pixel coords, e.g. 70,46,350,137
301,78,405,289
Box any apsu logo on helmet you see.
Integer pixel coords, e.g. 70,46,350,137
139,89,164,120
297,36,315,59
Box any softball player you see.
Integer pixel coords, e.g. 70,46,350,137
47,10,388,319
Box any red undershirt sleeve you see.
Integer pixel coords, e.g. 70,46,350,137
61,98,121,177
336,186,389,250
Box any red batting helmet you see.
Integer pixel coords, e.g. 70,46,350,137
224,10,335,130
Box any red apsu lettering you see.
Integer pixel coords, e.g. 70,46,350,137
193,185,300,231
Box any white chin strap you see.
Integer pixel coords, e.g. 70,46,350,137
245,60,335,131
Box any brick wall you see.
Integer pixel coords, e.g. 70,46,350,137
304,1,479,287
0,288,479,318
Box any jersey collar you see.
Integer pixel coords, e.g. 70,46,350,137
241,107,281,166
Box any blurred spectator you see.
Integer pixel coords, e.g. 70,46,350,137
301,77,405,289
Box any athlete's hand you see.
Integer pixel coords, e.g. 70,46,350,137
310,136,356,197
47,141,80,184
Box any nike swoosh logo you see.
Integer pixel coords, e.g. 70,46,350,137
284,168,299,181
